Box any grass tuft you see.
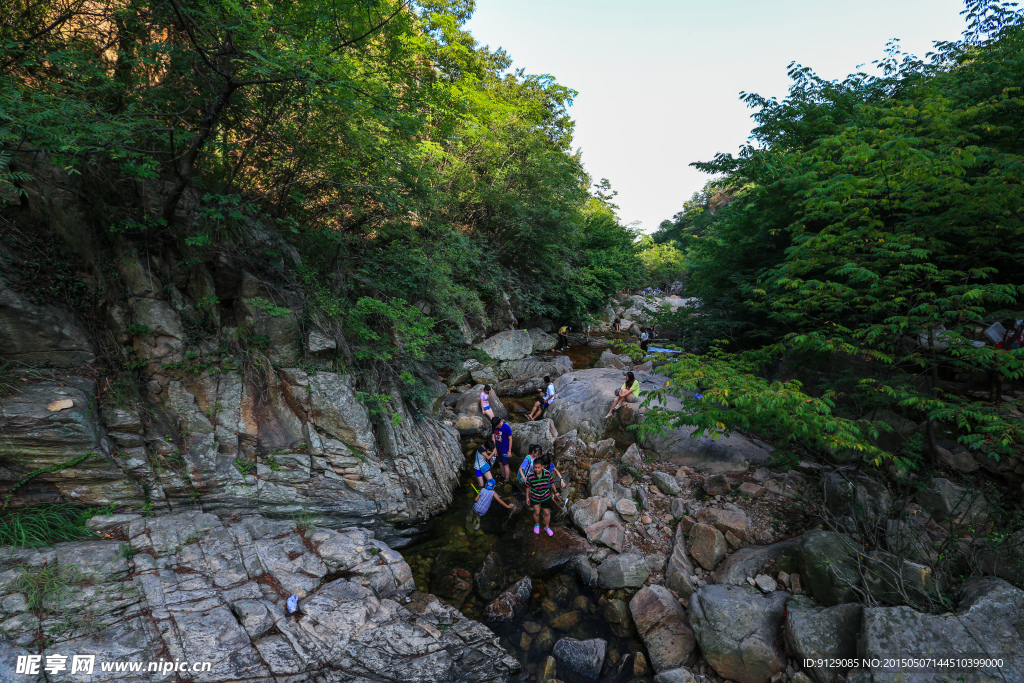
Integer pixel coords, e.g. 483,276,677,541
0,505,96,548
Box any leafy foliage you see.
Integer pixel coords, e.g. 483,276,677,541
650,0,1024,466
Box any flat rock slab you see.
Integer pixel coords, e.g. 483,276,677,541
497,520,593,576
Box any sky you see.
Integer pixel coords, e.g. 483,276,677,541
464,0,969,233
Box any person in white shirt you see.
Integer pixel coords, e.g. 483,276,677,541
640,328,650,352
527,375,555,421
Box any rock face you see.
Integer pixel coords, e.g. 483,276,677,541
917,477,989,531
546,368,771,471
528,328,557,352
476,329,533,362
856,577,1024,681
0,255,95,365
553,637,607,681
0,512,519,682
630,585,697,673
689,585,789,683
784,602,861,683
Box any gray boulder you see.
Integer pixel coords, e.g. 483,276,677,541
510,418,557,458
553,637,606,680
476,329,533,361
596,349,630,369
653,471,682,495
589,461,617,498
454,385,509,422
529,327,558,352
784,602,861,683
598,553,650,588
654,669,698,683
857,577,1024,681
800,530,863,606
571,497,608,532
689,585,789,683
630,585,697,672
503,354,573,380
823,472,892,524
484,576,532,621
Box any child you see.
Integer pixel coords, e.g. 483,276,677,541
527,375,554,421
472,479,513,527
525,454,557,536
479,384,495,419
473,438,497,488
518,444,542,484
491,415,513,482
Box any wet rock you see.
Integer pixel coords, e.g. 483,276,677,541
666,523,697,598
575,556,599,587
689,523,727,571
784,602,861,683
654,669,698,683
485,576,532,621
598,552,650,588
551,611,580,630
497,521,592,576
602,597,632,625
539,655,558,682
553,637,607,681
689,584,788,683
634,651,648,676
653,471,682,495
630,585,697,672
857,577,1024,681
475,550,517,601
431,555,474,605
714,537,802,586
800,530,862,606
476,329,533,361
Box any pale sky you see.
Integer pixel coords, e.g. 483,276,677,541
464,0,968,232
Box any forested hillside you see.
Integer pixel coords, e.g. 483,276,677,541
0,0,639,392
648,0,1024,472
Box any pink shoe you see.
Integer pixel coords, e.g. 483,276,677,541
545,527,554,537
533,525,540,534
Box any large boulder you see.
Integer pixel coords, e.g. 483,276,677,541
689,585,789,683
571,497,608,532
503,354,572,380
784,602,861,683
799,530,862,606
496,521,592,576
856,577,1024,681
597,553,650,588
595,349,630,369
509,418,557,458
547,368,771,470
454,385,509,422
588,461,617,498
553,638,606,681
476,329,533,362
822,472,892,524
630,585,697,673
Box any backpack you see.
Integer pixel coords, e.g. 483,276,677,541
517,454,534,484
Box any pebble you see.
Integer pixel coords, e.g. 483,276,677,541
640,514,652,524
523,621,542,634
634,651,648,676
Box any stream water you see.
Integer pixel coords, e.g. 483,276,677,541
401,336,657,682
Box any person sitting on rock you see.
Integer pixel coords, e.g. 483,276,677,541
526,454,557,536
479,384,495,419
473,438,497,488
527,376,555,421
613,319,622,332
604,371,640,419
